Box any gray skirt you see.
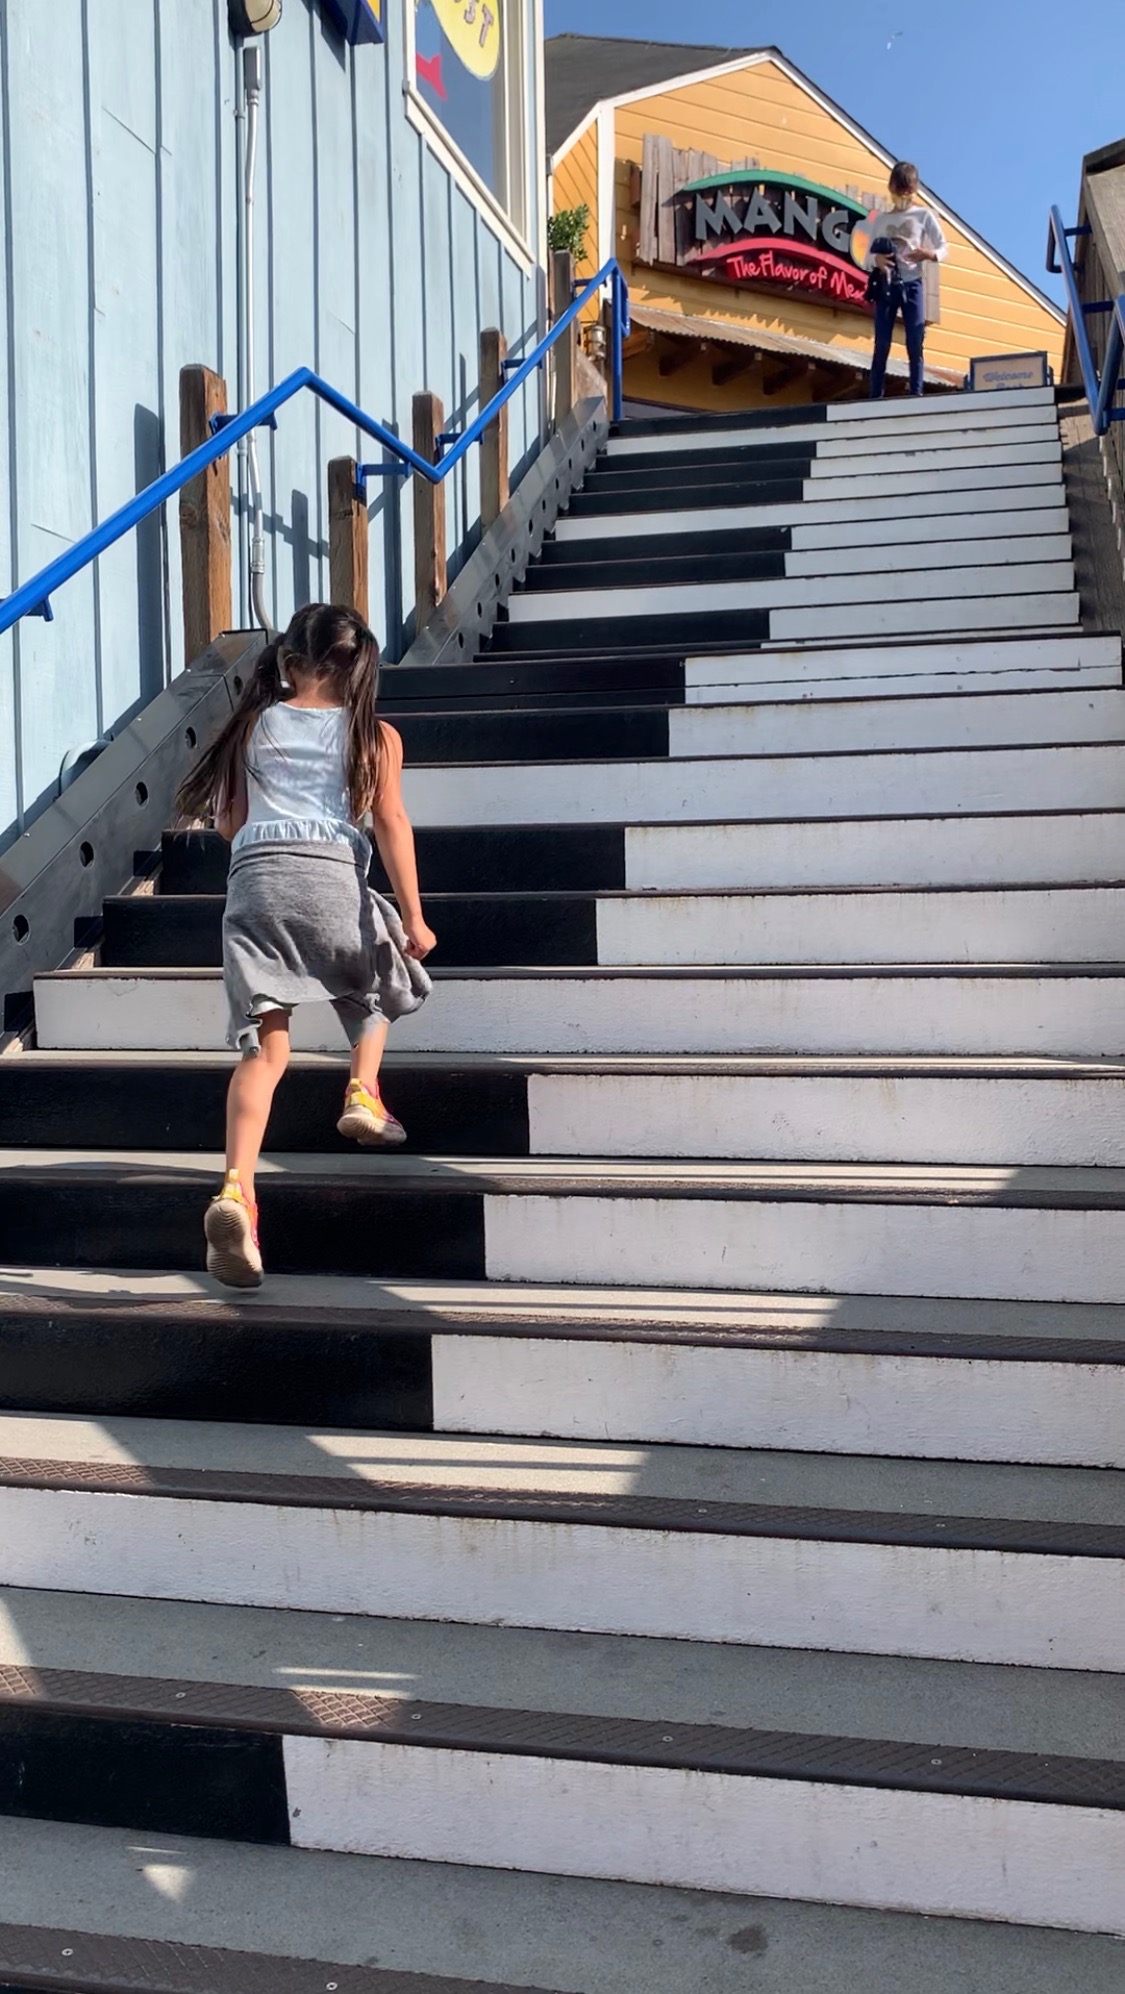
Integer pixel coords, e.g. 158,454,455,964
223,841,431,1054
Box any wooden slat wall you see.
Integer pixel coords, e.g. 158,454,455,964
610,58,1065,380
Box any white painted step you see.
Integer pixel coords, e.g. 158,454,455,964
787,532,1071,577
508,561,1075,625
3,1588,1116,1930
682,642,1117,705
670,688,1125,758
799,462,1063,504
37,964,1125,1058
624,810,1125,890
686,632,1121,702
791,503,1069,551
594,885,1125,967
830,385,1055,419
557,477,1066,541
404,742,1124,829
527,1058,1125,1168
689,662,1119,704
6,1267,1123,1462
1,1410,1120,1667
478,1163,1125,1306
805,439,1059,482
774,593,1078,643
607,391,1058,457
6,1819,1122,1991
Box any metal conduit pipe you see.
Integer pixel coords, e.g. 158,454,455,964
242,43,272,632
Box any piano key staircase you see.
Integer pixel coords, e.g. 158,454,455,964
0,383,1123,1993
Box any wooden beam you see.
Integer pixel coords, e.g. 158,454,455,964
549,249,577,427
412,391,447,629
479,327,509,531
711,352,754,388
761,358,810,397
658,340,696,378
328,457,369,622
179,365,231,661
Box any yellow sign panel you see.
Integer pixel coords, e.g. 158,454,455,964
429,0,502,80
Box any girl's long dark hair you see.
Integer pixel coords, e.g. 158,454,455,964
177,604,388,823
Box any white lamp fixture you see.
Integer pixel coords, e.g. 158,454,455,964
229,0,283,34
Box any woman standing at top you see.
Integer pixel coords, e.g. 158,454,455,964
866,161,948,399
176,602,436,1290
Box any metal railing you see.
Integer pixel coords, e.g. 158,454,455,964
1047,205,1125,436
0,259,629,638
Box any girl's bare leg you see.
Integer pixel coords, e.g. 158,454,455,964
226,1010,291,1196
350,1019,389,1092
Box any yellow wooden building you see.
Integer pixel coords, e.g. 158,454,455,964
547,36,1066,412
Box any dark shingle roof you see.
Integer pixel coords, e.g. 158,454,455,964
546,35,766,156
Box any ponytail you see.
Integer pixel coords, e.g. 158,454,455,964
176,638,286,823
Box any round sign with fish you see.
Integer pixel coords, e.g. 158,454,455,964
429,0,502,79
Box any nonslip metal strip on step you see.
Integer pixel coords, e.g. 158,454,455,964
0,1662,1121,1811
0,1922,549,1993
1,1457,1122,1558
4,1290,1117,1367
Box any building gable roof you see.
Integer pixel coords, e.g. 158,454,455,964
545,35,766,156
546,36,1064,322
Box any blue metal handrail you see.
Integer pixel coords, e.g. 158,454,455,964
0,258,629,638
1047,205,1125,436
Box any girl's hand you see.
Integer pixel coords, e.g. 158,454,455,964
403,917,437,961
905,244,935,263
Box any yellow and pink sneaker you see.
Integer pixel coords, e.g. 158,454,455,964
337,1079,407,1148
204,1170,264,1289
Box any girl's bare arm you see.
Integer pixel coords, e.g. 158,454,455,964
369,724,436,959
215,764,248,843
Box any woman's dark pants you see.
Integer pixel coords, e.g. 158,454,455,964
870,277,926,397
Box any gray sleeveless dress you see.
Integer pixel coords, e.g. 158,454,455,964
222,705,430,1054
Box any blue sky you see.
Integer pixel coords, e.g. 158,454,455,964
544,0,1122,302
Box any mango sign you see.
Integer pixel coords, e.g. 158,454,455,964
429,0,501,79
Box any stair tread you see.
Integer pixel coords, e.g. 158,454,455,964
0,1592,1118,1807
3,1582,1118,1762
2,1267,1124,1368
5,1149,1125,1208
38,960,1125,979
4,1820,1121,1994
15,1048,1125,1076
1,1409,1120,1532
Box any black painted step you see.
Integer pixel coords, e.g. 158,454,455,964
394,705,668,764
487,608,772,653
161,825,627,897
583,453,815,497
103,891,601,970
0,1287,435,1428
379,655,687,702
520,547,787,592
0,1055,531,1155
0,1159,489,1277
536,523,791,566
614,404,828,439
600,437,817,474
566,475,806,518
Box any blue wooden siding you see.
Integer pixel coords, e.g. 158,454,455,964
0,0,544,853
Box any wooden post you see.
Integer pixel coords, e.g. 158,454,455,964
550,249,577,428
412,391,447,627
179,365,232,662
328,457,369,621
479,328,509,531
